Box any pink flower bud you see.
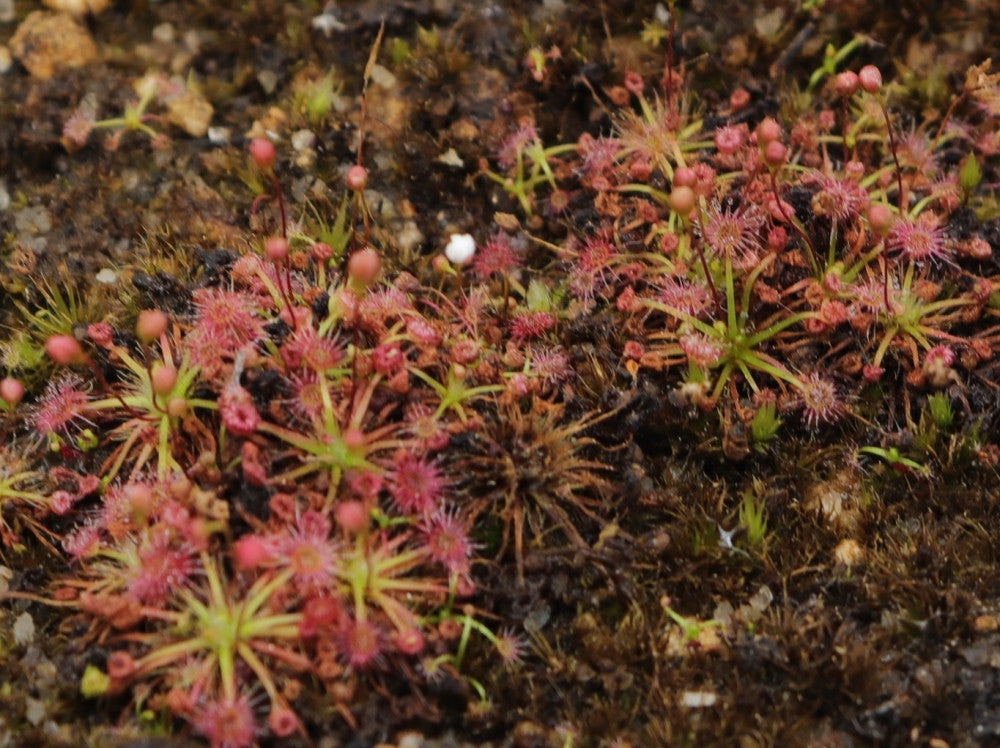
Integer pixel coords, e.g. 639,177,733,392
123,482,154,519
431,254,451,274
0,377,24,406
335,500,368,534
249,138,276,169
833,70,859,97
234,534,273,569
166,396,188,418
264,236,289,262
673,166,697,188
756,117,782,145
763,140,787,166
668,186,696,216
347,247,381,286
345,164,369,192
136,309,169,344
46,335,85,365
150,362,178,396
858,65,882,93
867,203,894,235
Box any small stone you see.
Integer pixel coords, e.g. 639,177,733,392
13,611,35,646
257,69,278,94
395,732,423,748
513,720,548,747
95,268,117,284
0,181,9,211
290,129,315,151
10,11,99,80
436,147,464,168
834,538,865,567
449,117,479,140
0,46,11,74
524,600,551,633
395,220,424,255
152,22,175,44
207,126,231,145
14,205,52,236
0,0,14,22
24,697,46,727
680,690,718,707
749,585,773,612
368,64,397,90
165,87,213,137
311,11,346,35
973,614,999,632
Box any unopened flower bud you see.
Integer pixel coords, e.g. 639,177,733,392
249,138,276,169
264,236,289,262
136,309,169,344
345,164,369,192
673,166,697,188
756,117,782,145
150,362,178,396
668,185,696,216
763,140,787,166
46,334,85,365
335,500,368,534
867,203,894,235
0,377,24,406
858,65,882,93
347,247,381,287
833,70,859,97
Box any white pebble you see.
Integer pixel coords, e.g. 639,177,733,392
95,268,118,284
290,129,316,151
207,126,231,145
152,22,175,44
680,690,718,708
13,611,35,646
24,697,46,726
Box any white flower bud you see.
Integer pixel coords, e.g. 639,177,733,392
444,233,476,266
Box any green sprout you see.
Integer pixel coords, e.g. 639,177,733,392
857,445,930,475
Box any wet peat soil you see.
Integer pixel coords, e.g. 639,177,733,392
3,1,1000,746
